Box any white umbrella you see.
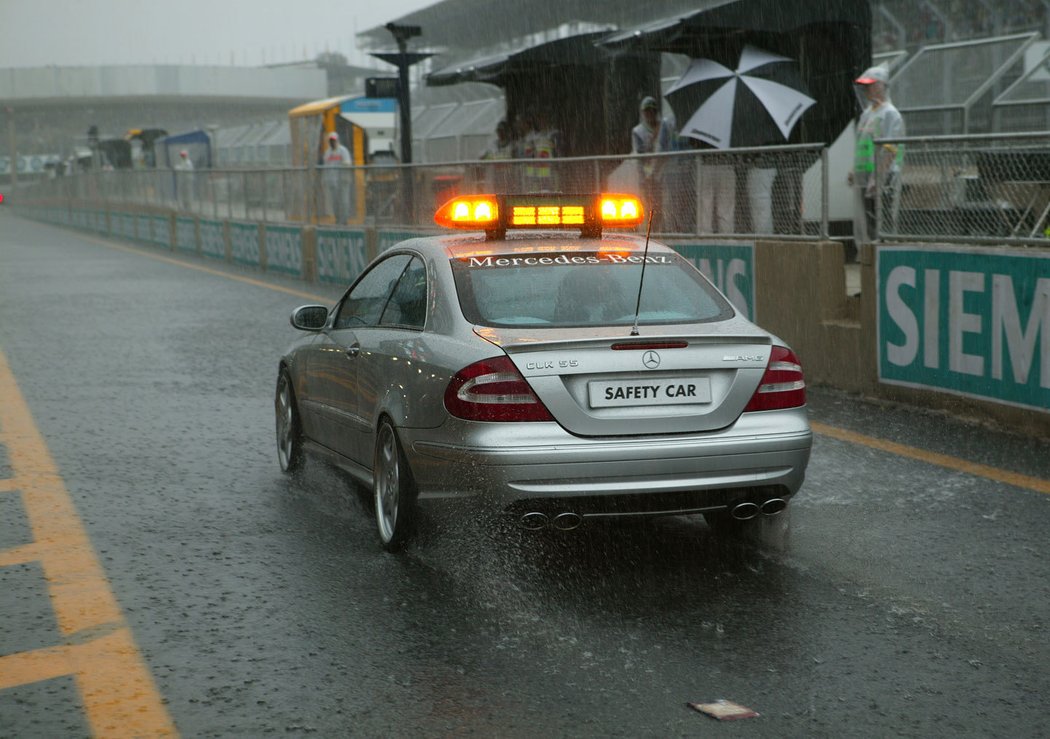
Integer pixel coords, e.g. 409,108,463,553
666,44,817,149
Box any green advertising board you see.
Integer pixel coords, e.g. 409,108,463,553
264,225,303,277
377,230,428,255
229,222,261,267
316,228,368,285
669,242,755,320
877,245,1050,413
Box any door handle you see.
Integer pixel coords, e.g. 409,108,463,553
345,343,361,358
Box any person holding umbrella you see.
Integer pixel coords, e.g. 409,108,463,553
849,64,904,244
665,45,817,236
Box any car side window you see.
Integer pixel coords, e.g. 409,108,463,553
334,254,411,329
379,257,427,330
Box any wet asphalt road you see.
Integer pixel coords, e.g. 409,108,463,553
1,213,1048,737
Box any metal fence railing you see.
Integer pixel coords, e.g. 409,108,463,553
23,135,1050,246
877,131,1050,244
15,145,830,240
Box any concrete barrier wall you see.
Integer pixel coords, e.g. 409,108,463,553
13,202,1049,438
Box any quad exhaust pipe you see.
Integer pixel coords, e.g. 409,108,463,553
760,498,788,516
520,511,549,530
520,499,786,528
731,498,787,520
552,512,582,531
519,511,583,531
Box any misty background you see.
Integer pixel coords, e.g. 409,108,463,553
0,0,433,69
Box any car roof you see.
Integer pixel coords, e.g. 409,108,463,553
389,231,676,259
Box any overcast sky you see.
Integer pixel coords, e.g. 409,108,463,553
0,0,436,70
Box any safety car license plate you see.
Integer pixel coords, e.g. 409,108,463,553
588,377,711,408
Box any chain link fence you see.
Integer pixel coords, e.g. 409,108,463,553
877,131,1050,244
19,135,1050,246
16,145,830,240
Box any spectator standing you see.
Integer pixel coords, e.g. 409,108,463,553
523,111,559,192
747,155,776,234
631,96,673,226
693,139,736,235
175,149,194,211
322,132,352,223
481,119,516,160
480,119,517,191
849,64,904,244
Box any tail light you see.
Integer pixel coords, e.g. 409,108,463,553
444,356,554,422
743,346,806,412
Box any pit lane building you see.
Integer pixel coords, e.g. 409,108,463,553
0,64,327,176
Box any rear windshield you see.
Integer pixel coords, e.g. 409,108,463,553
450,250,734,328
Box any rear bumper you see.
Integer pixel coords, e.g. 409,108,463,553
403,408,812,510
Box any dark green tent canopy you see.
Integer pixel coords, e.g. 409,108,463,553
427,31,659,158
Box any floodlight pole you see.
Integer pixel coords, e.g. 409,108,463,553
372,24,431,223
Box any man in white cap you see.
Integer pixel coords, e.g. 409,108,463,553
631,96,674,228
175,149,195,210
849,64,904,244
322,131,352,223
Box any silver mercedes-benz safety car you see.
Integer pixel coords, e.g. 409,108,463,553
276,193,811,550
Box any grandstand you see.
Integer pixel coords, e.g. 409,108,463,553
872,1,1050,134
873,0,1049,53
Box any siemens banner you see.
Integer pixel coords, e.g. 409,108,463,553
671,243,754,320
877,245,1050,413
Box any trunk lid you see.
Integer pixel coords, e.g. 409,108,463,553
479,324,773,436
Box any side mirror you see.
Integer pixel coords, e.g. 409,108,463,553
290,305,329,331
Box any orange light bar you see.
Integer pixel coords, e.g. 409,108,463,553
510,204,586,227
599,194,644,227
435,195,500,229
435,193,644,235
511,205,535,225
561,206,585,224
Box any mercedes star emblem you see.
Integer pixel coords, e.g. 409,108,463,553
642,350,661,369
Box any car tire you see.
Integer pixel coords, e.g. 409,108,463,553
373,419,417,552
275,369,304,474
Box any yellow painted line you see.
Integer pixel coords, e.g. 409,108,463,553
0,350,178,736
0,477,16,492
0,644,76,690
0,628,165,738
811,421,1050,495
0,542,44,568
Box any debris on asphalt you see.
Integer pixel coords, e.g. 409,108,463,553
688,699,759,721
